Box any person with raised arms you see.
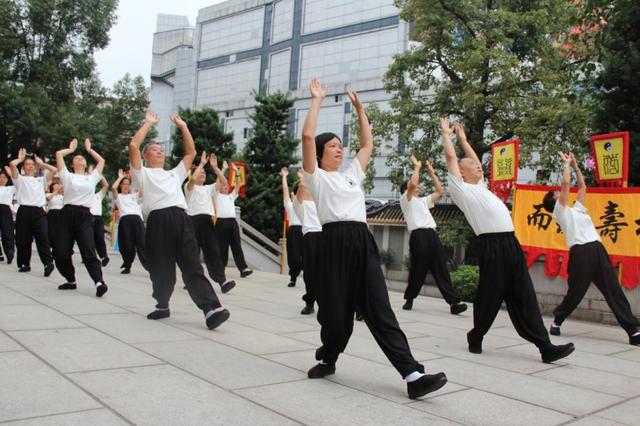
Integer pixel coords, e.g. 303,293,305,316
128,109,229,330
0,167,16,264
441,117,574,363
111,169,146,274
281,167,303,288
301,78,447,399
90,176,110,267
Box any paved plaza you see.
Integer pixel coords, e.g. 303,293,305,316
1,257,639,425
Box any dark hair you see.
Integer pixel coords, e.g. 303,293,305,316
315,132,342,168
542,190,556,213
118,177,131,193
0,168,11,186
48,181,60,192
400,180,409,194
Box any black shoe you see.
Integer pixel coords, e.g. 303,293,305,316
541,342,575,363
467,334,482,354
450,303,467,315
101,257,110,267
549,324,561,336
147,309,170,320
221,280,236,294
7,254,13,265
402,299,413,310
44,262,54,277
121,268,131,274
58,283,77,290
355,313,364,322
307,363,335,379
206,308,230,330
630,334,640,346
407,372,448,399
96,283,108,298
18,266,31,272
315,346,325,361
287,280,296,287
240,269,253,278
301,304,314,315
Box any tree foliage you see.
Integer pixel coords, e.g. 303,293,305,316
238,91,299,242
380,0,594,187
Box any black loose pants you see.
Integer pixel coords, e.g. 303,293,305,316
216,217,248,272
190,214,227,285
118,215,146,269
286,225,303,283
93,216,108,261
302,231,321,307
16,205,52,268
0,205,15,261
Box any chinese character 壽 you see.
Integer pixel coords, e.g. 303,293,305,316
596,200,628,243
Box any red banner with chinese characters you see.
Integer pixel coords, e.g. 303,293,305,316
590,131,629,187
229,162,247,197
490,139,520,202
513,184,640,288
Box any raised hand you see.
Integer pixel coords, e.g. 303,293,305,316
69,138,78,152
33,155,45,167
426,160,435,175
170,114,186,128
452,122,467,142
559,152,571,166
347,89,362,110
310,78,327,100
569,153,579,170
222,160,228,171
4,165,12,175
17,148,27,161
280,167,289,177
410,154,422,168
199,151,208,165
84,138,92,153
118,169,125,179
145,109,160,125
440,118,453,135
209,153,218,169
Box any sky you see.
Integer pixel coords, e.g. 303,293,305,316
94,0,226,89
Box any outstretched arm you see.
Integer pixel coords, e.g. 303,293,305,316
426,160,444,204
33,155,57,183
213,158,230,192
84,139,105,175
302,79,326,174
558,152,572,207
441,118,460,179
187,152,208,191
406,154,421,201
453,123,481,165
171,114,195,171
349,89,373,172
98,177,109,195
570,154,586,205
9,148,26,179
56,139,78,172
111,169,125,199
281,167,291,202
129,109,159,171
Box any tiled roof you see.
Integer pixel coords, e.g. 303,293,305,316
366,201,465,226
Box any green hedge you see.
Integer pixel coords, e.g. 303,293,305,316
451,265,479,303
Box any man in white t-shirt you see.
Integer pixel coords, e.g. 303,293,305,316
442,117,574,363
128,109,229,330
0,167,16,264
399,154,467,315
8,149,56,276
542,152,640,346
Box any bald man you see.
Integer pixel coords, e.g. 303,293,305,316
441,118,574,364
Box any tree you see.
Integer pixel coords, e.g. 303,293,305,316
238,91,299,242
170,107,235,172
0,0,118,163
380,0,594,187
585,0,640,186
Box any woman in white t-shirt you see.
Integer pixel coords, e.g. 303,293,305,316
128,109,229,330
442,117,574,363
291,169,321,316
399,155,466,314
300,79,447,399
111,169,146,274
90,177,110,267
281,167,303,288
54,138,107,297
46,181,64,258
8,149,56,275
542,152,640,346
0,167,16,264
184,153,235,294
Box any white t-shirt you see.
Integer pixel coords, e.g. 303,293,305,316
284,200,301,226
0,186,15,206
130,162,188,215
115,193,142,218
90,191,106,216
47,194,64,211
59,168,102,208
293,198,322,235
400,192,437,232
185,184,215,216
553,200,601,248
302,160,367,224
14,174,47,207
214,192,238,219
447,174,514,235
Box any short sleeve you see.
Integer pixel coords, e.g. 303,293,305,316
425,195,435,209
129,164,144,190
230,192,239,202
284,200,295,218
91,169,102,185
301,163,324,199
573,200,588,213
58,167,71,186
447,173,465,204
552,200,567,221
346,160,365,184
173,161,188,183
